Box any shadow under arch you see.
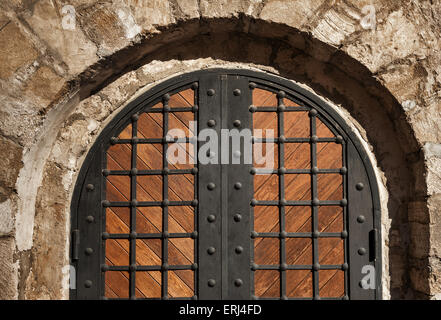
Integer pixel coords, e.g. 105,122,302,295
66,16,427,298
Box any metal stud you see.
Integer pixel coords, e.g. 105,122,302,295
102,200,110,207
249,82,257,89
251,231,258,239
191,82,199,90
358,247,367,255
85,248,93,255
278,167,287,175
341,231,348,238
191,199,199,207
250,168,257,175
277,90,286,98
191,231,198,239
250,199,258,206
233,120,241,128
207,182,216,190
277,104,286,112
340,167,348,175
357,215,366,223
130,168,138,176
162,263,169,271
235,246,243,254
130,264,137,272
207,247,216,255
336,135,344,144
130,232,137,239
342,263,349,271
340,199,348,207
191,167,198,175
234,214,242,222
278,135,286,144
356,182,364,191
102,232,109,240
110,137,118,145
312,230,320,238
131,200,138,207
86,215,94,223
234,182,242,190
233,150,241,158
280,263,288,271
102,169,110,176
84,280,92,288
131,113,139,121
312,198,320,206
251,263,258,271
207,215,216,223
279,199,287,206
101,264,109,272
207,89,215,96
280,231,287,239
207,119,216,127
234,279,243,287
313,263,321,271
233,89,241,96
310,135,318,143
208,279,216,287
86,184,95,191
249,105,257,113
311,166,319,174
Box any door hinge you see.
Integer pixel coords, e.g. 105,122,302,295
369,228,378,262
72,229,80,261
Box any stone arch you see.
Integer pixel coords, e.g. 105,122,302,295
5,15,433,300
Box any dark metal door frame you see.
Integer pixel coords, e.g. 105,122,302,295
70,69,382,300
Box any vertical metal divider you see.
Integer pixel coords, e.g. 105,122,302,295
220,75,228,299
162,95,170,299
100,146,107,299
277,93,287,299
342,139,349,299
310,110,319,300
193,84,199,299
130,116,139,299
249,83,255,299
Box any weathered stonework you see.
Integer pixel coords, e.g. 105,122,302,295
0,0,440,300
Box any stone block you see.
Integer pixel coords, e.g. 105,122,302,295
0,21,38,79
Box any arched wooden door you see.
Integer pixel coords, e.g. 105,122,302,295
71,69,381,300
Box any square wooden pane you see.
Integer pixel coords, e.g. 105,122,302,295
253,143,278,169
137,144,163,170
316,118,335,138
285,143,310,169
106,207,130,234
283,97,300,106
105,271,129,298
253,88,277,107
107,144,131,170
168,270,194,298
136,239,162,266
285,206,311,233
254,206,279,233
317,174,343,200
253,112,278,137
116,123,132,139
286,270,313,298
319,270,345,298
318,238,344,265
137,175,162,202
169,238,194,265
284,112,309,138
254,270,280,298
136,271,161,298
136,207,162,233
168,206,194,233
106,175,130,201
169,90,194,108
167,143,195,169
254,238,279,265
168,174,194,201
254,174,278,201
285,174,311,201
317,143,342,169
137,113,163,139
169,112,195,137
318,206,343,233
286,238,312,265
106,239,129,266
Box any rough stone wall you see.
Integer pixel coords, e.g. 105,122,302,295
0,0,440,299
